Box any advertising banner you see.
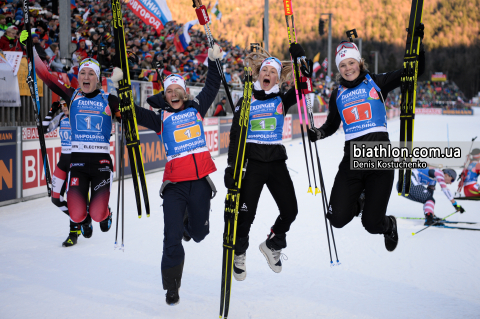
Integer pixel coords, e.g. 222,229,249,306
416,108,443,115
442,109,473,115
0,129,17,202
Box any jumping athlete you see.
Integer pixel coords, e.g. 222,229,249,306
225,45,304,281
42,98,87,246
110,44,223,306
66,58,119,238
398,168,464,225
307,39,426,252
459,148,480,198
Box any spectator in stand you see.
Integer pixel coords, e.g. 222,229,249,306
140,53,154,69
74,38,89,62
213,97,227,116
224,66,232,84
184,59,194,73
45,43,66,72
32,33,50,61
0,14,7,36
0,25,21,51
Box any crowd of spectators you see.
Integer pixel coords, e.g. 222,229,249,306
0,0,250,87
416,80,468,108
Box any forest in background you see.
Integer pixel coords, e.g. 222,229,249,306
168,0,480,98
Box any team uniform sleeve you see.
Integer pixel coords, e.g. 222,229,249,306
194,59,222,118
281,87,298,114
34,48,75,105
318,88,342,137
433,169,454,201
371,50,425,97
133,105,163,134
227,98,243,165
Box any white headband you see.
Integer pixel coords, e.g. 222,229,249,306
164,75,186,92
260,58,282,80
335,43,361,70
79,61,100,80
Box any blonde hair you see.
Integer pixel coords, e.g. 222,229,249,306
244,46,293,85
335,58,369,82
173,88,192,101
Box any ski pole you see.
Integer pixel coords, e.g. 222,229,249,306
115,120,125,250
192,0,236,115
281,0,315,194
412,211,458,236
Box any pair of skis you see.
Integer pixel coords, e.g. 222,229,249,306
398,0,425,196
219,68,253,319
282,0,340,266
23,0,52,196
111,0,150,223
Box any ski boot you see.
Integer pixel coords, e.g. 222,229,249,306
259,230,287,273
100,207,112,232
233,253,247,281
424,213,443,226
81,215,93,238
384,216,398,252
62,230,81,247
165,287,180,306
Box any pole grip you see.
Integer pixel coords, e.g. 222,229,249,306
195,5,210,25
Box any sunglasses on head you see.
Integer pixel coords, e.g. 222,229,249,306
262,57,282,67
165,74,184,81
80,58,100,67
335,41,357,55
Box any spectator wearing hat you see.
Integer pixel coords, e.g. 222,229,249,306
213,97,227,116
76,38,89,61
0,14,7,34
140,53,154,69
45,43,66,72
0,25,21,52
184,59,195,73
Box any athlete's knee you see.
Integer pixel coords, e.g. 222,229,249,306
361,216,385,234
190,225,209,243
327,212,349,229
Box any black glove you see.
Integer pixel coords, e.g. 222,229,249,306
224,165,235,189
457,172,464,182
453,202,465,213
50,101,61,114
415,23,424,40
307,127,324,142
289,43,306,61
300,59,313,78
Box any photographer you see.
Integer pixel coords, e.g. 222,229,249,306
97,43,112,71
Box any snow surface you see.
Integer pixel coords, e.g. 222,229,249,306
1,109,479,319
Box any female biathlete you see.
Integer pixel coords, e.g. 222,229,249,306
42,98,90,246
308,39,425,252
225,45,308,281
65,58,120,238
110,44,223,306
398,168,464,225
21,30,116,242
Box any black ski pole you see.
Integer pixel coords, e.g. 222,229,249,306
412,211,458,236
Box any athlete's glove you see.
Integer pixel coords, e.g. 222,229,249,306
307,127,324,142
20,30,29,46
300,59,314,78
110,67,124,89
453,201,465,213
208,43,223,61
289,43,306,61
224,165,235,189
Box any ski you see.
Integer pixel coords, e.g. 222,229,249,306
397,217,477,224
23,0,52,196
454,197,480,201
398,0,424,196
219,67,253,319
111,0,150,218
433,225,480,231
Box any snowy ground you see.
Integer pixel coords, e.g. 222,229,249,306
1,110,479,319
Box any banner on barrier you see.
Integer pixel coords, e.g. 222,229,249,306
0,129,17,202
416,108,442,115
22,127,116,198
0,54,21,106
442,109,473,115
